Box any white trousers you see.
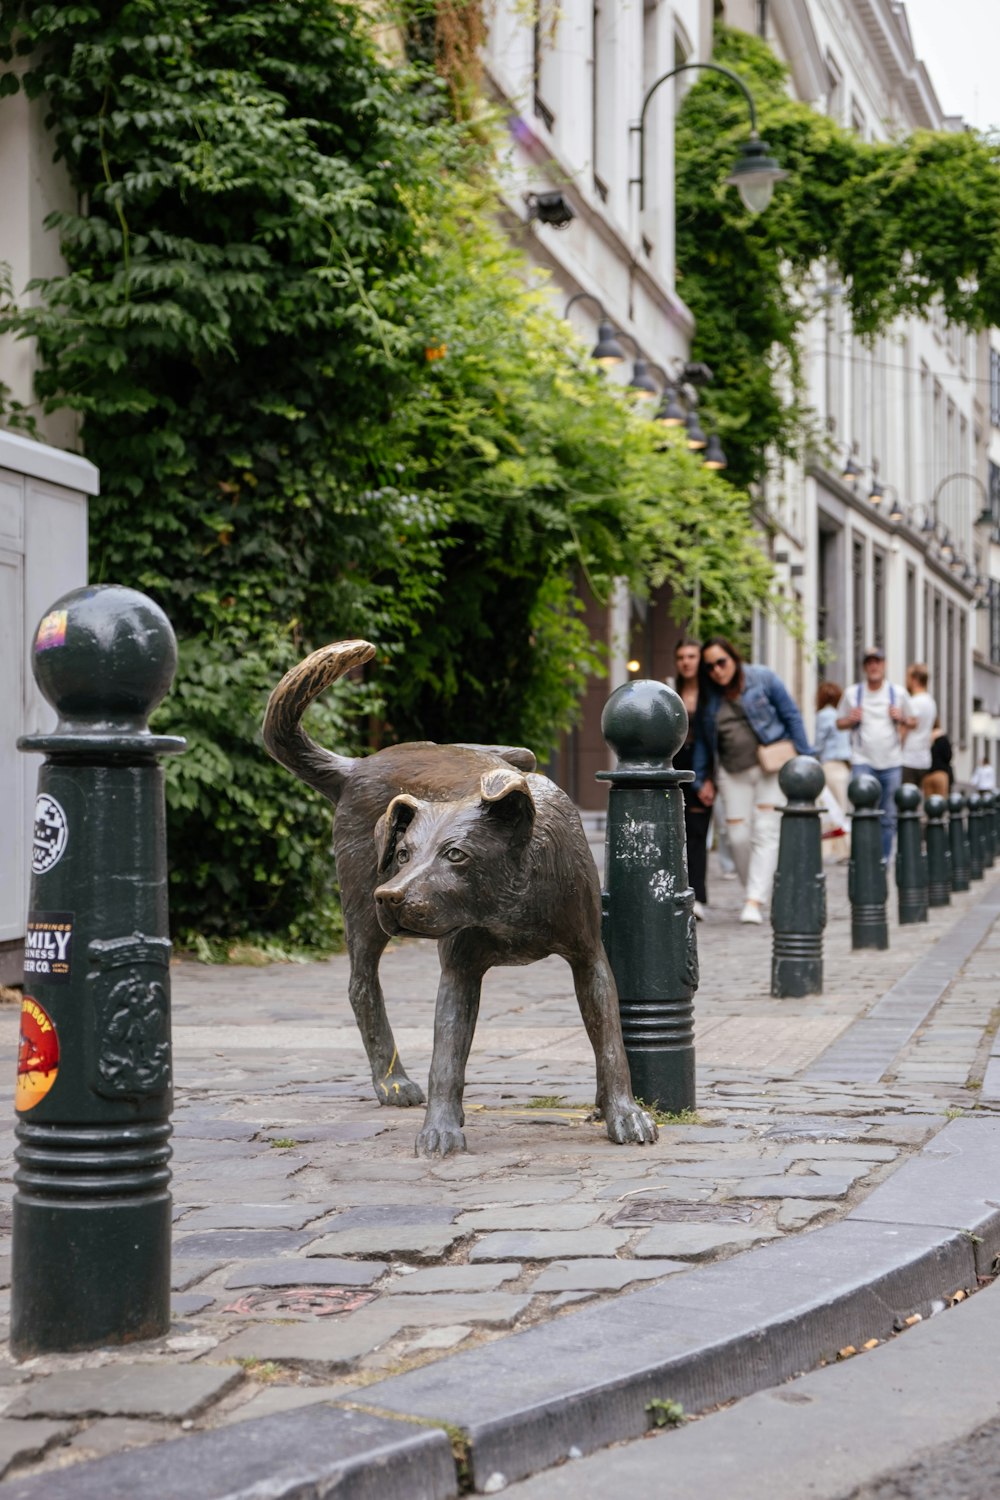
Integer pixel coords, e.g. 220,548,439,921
716,763,784,905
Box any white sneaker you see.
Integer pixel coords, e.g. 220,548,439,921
693,900,706,921
740,901,763,924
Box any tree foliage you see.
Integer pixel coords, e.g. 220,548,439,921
676,24,1000,488
0,1,773,946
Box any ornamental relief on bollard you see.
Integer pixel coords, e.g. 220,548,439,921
87,935,172,1099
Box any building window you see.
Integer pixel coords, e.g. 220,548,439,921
990,461,1000,528
873,548,886,653
953,597,959,738
960,611,968,748
906,564,917,665
991,582,1000,667
933,592,942,697
991,349,1000,428
852,535,865,680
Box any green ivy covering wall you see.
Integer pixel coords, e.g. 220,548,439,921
676,25,1000,490
0,2,773,949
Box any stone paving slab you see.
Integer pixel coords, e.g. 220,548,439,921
6,1365,240,1420
0,1406,458,1500
0,861,996,1490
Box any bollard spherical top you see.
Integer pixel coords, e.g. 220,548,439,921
968,792,981,811
948,791,966,815
778,755,825,803
601,679,687,765
848,772,881,810
925,794,947,820
895,783,922,813
31,584,178,731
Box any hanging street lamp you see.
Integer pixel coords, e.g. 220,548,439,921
630,61,788,215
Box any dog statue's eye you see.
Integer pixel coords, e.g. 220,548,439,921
396,847,410,864
443,848,468,864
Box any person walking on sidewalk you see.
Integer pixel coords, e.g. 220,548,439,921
671,637,711,921
925,719,952,797
815,680,851,862
972,755,997,793
837,648,916,863
901,663,937,791
693,637,812,925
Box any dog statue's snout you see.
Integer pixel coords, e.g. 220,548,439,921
374,883,405,908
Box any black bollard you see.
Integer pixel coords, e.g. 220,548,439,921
11,585,185,1358
924,794,951,906
948,790,970,893
979,789,994,869
599,680,697,1114
894,784,928,924
848,773,889,950
968,793,984,880
770,757,826,997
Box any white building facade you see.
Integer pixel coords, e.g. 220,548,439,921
726,0,984,783
484,0,989,794
0,88,92,983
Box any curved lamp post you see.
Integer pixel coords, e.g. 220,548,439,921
932,471,991,530
563,292,626,366
631,61,788,214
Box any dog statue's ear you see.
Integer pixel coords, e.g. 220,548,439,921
374,794,422,873
480,767,535,840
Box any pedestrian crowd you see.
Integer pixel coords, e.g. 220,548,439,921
671,636,973,926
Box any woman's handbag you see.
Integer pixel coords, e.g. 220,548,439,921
757,738,796,774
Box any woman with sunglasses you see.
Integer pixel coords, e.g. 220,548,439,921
694,637,812,924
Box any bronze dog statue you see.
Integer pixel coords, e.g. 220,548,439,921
263,640,656,1156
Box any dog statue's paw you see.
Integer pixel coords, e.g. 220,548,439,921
605,1099,658,1146
375,1070,426,1108
414,1124,467,1158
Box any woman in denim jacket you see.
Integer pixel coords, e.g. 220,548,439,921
694,636,812,923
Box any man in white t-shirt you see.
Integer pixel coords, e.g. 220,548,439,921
836,648,916,862
972,756,997,792
901,663,937,790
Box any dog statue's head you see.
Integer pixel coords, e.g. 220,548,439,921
372,767,536,938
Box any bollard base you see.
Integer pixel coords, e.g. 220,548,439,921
771,958,823,998
623,1046,696,1116
927,884,951,907
897,895,928,924
11,1192,171,1359
851,904,889,950
618,997,695,1116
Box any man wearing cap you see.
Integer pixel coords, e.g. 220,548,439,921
837,649,917,862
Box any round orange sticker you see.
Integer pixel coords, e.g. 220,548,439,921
16,996,59,1111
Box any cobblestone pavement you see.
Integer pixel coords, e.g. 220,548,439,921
0,856,999,1484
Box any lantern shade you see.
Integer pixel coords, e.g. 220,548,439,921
592,319,626,367
724,136,789,214
703,433,727,470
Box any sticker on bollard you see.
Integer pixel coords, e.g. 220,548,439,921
598,680,697,1115
11,584,185,1360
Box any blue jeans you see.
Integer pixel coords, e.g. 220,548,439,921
855,764,902,863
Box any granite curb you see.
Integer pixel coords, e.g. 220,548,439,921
6,1116,999,1498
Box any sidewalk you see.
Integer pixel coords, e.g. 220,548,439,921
1,856,1000,1495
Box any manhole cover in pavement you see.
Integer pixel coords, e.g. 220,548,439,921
609,1199,763,1228
222,1287,377,1318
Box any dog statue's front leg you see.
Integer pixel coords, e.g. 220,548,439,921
415,937,486,1157
571,951,658,1146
